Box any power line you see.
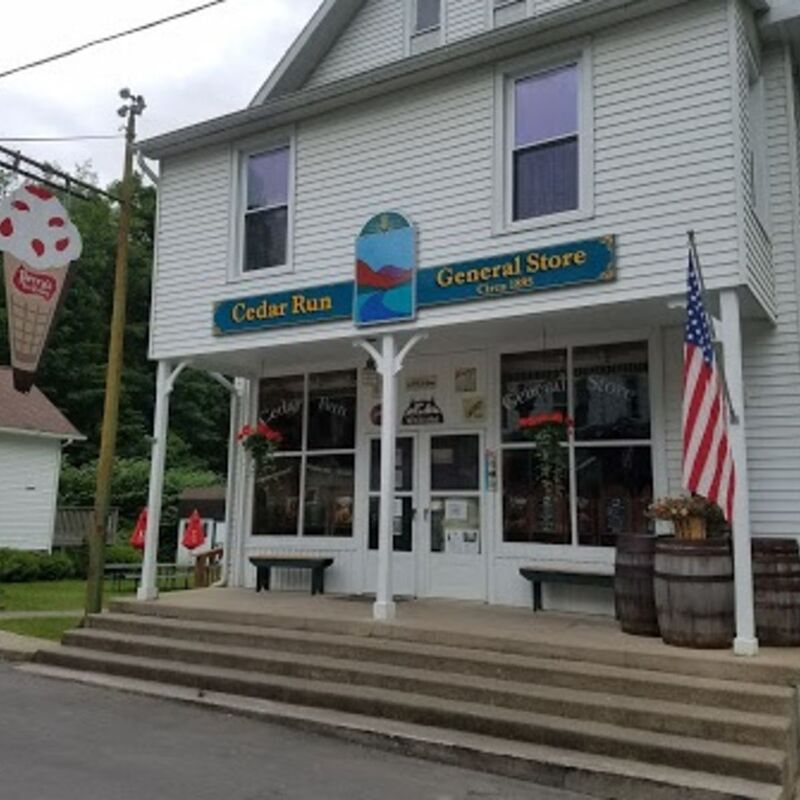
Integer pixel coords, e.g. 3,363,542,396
0,0,227,80
0,135,123,142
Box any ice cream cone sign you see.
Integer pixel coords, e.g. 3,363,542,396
0,185,83,392
130,508,147,550
182,509,206,551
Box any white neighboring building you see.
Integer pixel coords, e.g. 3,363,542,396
0,368,83,552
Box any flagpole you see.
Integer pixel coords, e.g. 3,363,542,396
687,230,740,424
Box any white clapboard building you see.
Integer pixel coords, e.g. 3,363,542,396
137,0,800,653
0,368,83,552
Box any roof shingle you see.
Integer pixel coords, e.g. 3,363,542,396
0,368,83,440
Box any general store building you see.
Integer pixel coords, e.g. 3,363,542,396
138,0,800,650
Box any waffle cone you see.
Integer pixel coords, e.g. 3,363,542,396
3,254,70,392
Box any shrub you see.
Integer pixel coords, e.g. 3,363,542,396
0,549,42,583
105,542,142,565
37,552,76,581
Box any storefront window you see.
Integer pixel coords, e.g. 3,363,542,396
501,349,568,443
254,370,357,537
259,374,304,452
308,370,357,450
304,454,355,537
501,342,653,547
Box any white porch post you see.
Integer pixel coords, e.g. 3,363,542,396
138,360,172,601
355,333,426,621
720,289,758,656
208,373,245,587
376,333,398,620
231,378,256,588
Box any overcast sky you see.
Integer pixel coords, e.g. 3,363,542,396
0,0,321,186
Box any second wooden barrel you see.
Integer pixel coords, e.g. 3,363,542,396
615,534,659,636
753,537,800,646
654,537,734,649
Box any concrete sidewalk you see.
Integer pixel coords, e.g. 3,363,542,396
0,629,55,662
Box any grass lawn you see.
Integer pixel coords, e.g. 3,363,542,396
0,616,81,641
0,579,136,613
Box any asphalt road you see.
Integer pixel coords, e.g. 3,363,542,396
0,663,593,800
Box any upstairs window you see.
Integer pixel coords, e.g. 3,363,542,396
493,0,527,27
243,145,290,272
409,0,442,54
747,59,769,229
415,0,441,32
512,64,579,221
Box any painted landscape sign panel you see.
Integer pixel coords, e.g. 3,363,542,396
213,233,615,335
354,212,416,327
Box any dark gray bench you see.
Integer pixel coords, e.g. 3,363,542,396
519,567,613,611
250,555,334,596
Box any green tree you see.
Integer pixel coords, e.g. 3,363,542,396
0,166,229,518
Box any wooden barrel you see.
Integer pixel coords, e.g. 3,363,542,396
614,534,659,636
753,537,800,646
654,538,734,649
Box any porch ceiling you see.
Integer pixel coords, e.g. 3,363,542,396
181,293,690,379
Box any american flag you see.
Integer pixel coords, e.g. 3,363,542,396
682,250,735,522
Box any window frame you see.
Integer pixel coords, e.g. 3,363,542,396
405,0,445,54
746,50,770,234
493,46,594,236
497,335,659,552
230,130,296,282
253,369,358,539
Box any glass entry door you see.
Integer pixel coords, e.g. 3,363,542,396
421,433,486,600
365,436,418,597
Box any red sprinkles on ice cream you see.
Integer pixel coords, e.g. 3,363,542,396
25,185,54,201
12,201,30,212
48,217,65,227
31,239,45,257
0,218,12,238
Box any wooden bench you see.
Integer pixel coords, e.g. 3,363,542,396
519,567,614,612
249,555,334,596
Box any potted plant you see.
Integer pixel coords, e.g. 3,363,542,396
647,495,733,648
518,411,572,537
237,421,282,476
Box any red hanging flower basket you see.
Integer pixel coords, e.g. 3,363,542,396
237,420,282,475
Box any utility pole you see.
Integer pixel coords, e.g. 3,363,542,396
85,89,146,615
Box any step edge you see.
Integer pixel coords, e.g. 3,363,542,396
63,628,793,731
91,613,797,700
38,645,788,766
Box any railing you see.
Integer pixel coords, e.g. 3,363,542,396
193,548,224,588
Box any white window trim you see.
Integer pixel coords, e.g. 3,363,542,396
746,49,770,236
405,0,446,55
487,0,531,30
228,128,296,284
492,43,594,237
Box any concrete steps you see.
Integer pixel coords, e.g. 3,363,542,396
62,627,792,751
34,602,800,800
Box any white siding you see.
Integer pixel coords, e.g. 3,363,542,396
151,0,743,361
741,45,800,536
307,0,405,88
660,43,800,535
734,0,775,318
0,434,61,552
447,0,487,42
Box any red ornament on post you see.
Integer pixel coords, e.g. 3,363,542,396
130,508,147,550
182,509,206,552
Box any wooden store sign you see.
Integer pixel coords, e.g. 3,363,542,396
213,234,616,336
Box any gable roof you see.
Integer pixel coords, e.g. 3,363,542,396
251,0,773,105
0,368,84,441
250,0,368,104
